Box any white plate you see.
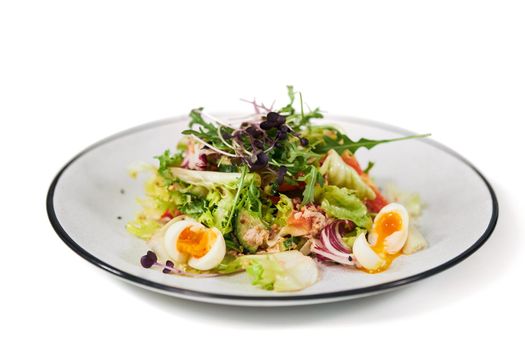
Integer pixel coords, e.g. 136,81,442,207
47,115,498,306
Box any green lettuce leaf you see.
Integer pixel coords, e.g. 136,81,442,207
170,167,253,189
168,167,265,234
125,218,162,240
126,166,175,240
384,183,423,218
214,255,244,274
319,149,375,200
341,227,368,249
245,257,281,290
274,194,293,227
317,185,372,229
241,251,319,292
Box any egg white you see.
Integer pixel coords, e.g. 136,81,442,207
352,232,385,270
164,219,199,263
368,202,409,254
188,228,225,270
163,219,226,270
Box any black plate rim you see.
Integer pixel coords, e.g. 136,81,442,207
46,115,499,302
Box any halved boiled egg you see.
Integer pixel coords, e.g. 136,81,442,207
353,203,409,273
164,219,226,270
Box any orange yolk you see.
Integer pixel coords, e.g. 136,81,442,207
176,226,217,258
363,211,403,274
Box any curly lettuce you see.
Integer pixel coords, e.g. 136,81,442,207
126,166,174,239
273,194,293,227
170,168,262,234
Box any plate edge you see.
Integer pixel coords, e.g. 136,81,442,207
46,115,499,303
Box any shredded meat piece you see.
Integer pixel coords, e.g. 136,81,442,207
281,204,331,239
262,205,332,253
265,244,281,253
302,205,327,235
243,226,269,247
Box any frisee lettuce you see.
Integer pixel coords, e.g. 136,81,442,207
274,194,293,227
155,149,184,184
126,166,175,240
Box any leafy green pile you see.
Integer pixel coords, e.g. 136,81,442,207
158,86,427,204
128,86,429,254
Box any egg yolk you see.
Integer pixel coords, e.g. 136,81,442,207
365,211,403,273
176,226,217,258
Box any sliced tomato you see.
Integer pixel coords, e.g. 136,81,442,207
269,195,281,205
160,209,174,220
365,188,389,213
278,181,305,192
161,208,182,220
287,211,312,231
341,150,364,175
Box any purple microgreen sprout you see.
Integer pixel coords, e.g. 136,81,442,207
186,106,311,177
240,98,275,114
276,166,287,185
140,250,157,268
162,260,175,274
139,251,220,278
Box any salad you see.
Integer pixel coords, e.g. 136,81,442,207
127,87,429,292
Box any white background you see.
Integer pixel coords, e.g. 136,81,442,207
1,1,523,349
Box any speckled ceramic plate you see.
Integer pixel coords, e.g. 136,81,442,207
47,115,498,306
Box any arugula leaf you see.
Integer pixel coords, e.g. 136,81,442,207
315,131,431,155
188,107,215,130
278,85,296,115
225,165,248,229
280,86,324,129
300,165,324,205
182,108,236,155
363,161,375,174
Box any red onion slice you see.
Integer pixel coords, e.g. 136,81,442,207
312,221,356,266
311,244,355,266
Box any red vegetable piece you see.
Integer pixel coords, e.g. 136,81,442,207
278,181,305,192
364,188,389,213
340,150,389,213
341,150,364,175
